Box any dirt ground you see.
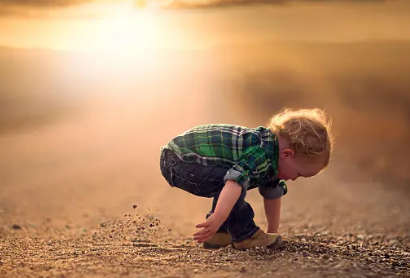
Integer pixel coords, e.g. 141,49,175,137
1,42,410,278
1,99,409,278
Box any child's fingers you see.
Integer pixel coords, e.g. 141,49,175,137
193,227,209,237
194,232,211,242
195,220,210,228
193,228,211,241
195,232,213,243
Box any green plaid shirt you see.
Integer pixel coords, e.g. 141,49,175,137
161,124,287,199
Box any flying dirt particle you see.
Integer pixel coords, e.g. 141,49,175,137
150,224,154,227
133,205,137,209
168,229,171,231
12,224,21,230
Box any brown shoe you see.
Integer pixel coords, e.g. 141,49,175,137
232,229,282,250
203,232,231,249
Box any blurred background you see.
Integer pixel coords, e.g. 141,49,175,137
0,0,409,235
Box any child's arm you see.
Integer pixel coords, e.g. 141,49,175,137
264,197,281,233
194,180,242,243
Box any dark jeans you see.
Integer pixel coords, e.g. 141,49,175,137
160,149,259,242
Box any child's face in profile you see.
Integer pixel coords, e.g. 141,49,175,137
276,149,323,181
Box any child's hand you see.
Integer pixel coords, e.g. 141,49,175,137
193,213,225,243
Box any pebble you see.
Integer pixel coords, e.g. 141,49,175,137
12,224,22,230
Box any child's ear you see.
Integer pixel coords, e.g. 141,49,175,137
281,149,295,159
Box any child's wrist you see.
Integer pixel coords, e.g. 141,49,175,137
213,211,228,223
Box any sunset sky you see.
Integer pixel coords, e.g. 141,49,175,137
0,0,409,52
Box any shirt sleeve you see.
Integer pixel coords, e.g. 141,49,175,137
223,146,270,192
258,178,288,199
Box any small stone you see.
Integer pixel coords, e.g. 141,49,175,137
12,224,21,230
133,205,137,209
240,267,246,273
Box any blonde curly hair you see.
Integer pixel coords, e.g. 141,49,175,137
267,108,334,167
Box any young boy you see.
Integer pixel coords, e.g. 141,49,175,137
159,108,333,250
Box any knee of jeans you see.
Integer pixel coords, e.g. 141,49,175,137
164,168,176,186
160,151,175,174
160,158,175,186
159,159,168,178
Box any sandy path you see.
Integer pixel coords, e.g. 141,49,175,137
0,101,409,278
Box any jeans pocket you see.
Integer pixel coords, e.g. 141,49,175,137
171,170,202,195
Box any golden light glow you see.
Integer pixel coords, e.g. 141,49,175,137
75,1,168,54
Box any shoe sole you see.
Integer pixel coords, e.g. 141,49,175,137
202,233,231,249
203,242,230,249
233,234,283,250
267,235,283,249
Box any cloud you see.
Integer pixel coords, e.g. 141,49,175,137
0,0,93,17
164,0,286,10
0,0,388,9
0,0,92,7
0,0,392,17
161,0,387,10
